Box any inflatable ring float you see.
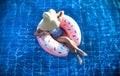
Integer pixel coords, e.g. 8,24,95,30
36,15,81,57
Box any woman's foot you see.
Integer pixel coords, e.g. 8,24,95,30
75,52,82,64
66,38,88,56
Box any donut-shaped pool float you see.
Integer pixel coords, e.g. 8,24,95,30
36,15,81,57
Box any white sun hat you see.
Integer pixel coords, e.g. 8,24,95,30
39,9,60,31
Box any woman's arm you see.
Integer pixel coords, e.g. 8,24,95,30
34,28,50,36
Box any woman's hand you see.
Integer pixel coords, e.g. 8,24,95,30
57,11,64,22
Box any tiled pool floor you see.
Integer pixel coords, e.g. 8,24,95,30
0,0,120,76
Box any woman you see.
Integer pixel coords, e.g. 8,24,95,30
34,9,87,64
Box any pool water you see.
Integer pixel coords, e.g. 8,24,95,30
0,0,120,76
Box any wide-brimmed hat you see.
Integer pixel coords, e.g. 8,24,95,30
39,9,60,31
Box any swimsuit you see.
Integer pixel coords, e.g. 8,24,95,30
49,27,63,38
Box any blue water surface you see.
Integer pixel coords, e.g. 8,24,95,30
0,0,120,76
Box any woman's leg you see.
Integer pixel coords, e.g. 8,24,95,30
56,36,86,64
56,36,87,64
56,36,87,56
